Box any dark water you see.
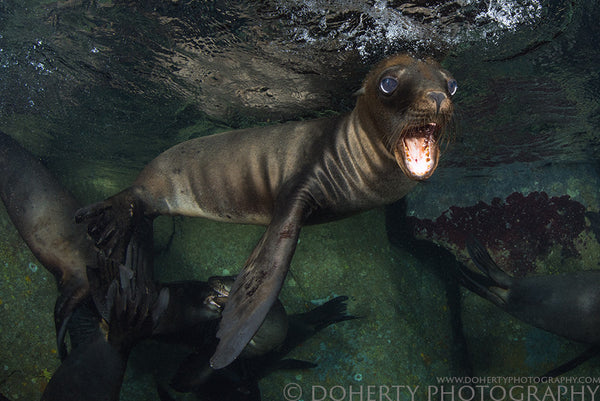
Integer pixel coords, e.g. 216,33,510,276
1,1,599,400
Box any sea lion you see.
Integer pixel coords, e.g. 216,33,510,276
0,131,94,358
42,260,291,401
464,237,600,344
163,296,357,401
461,237,600,376
76,53,457,368
151,275,288,358
0,131,159,400
0,131,334,400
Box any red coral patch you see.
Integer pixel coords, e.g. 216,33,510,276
407,192,587,276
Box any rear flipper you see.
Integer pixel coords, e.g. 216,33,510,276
282,296,358,352
291,296,357,331
54,278,90,360
256,296,357,378
86,203,164,349
75,187,143,261
43,232,167,401
89,239,167,348
457,237,514,307
452,259,508,308
170,296,355,399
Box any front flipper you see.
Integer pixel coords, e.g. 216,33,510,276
210,194,314,369
465,237,512,288
452,238,512,308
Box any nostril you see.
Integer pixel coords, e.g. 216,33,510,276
427,91,446,113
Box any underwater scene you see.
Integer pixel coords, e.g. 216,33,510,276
1,0,600,400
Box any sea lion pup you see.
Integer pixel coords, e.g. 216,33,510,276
152,275,289,357
41,260,291,401
76,54,457,368
162,296,357,401
461,237,600,376
0,131,94,359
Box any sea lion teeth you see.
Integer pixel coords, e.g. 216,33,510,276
397,122,441,179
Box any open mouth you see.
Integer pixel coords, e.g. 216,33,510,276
205,276,233,310
394,123,441,180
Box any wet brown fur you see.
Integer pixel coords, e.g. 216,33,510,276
76,54,458,368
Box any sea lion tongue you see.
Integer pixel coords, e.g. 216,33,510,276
396,123,439,180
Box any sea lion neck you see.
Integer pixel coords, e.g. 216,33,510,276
340,109,399,181
312,110,417,210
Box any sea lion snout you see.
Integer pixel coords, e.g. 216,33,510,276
427,91,447,114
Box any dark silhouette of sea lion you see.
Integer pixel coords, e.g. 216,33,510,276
0,131,94,358
0,131,154,400
75,54,457,368
460,236,600,376
0,131,357,400
159,296,356,401
41,239,162,401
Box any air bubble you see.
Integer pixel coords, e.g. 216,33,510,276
28,262,38,273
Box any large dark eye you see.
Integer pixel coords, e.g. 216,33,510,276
447,79,458,96
379,77,398,95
